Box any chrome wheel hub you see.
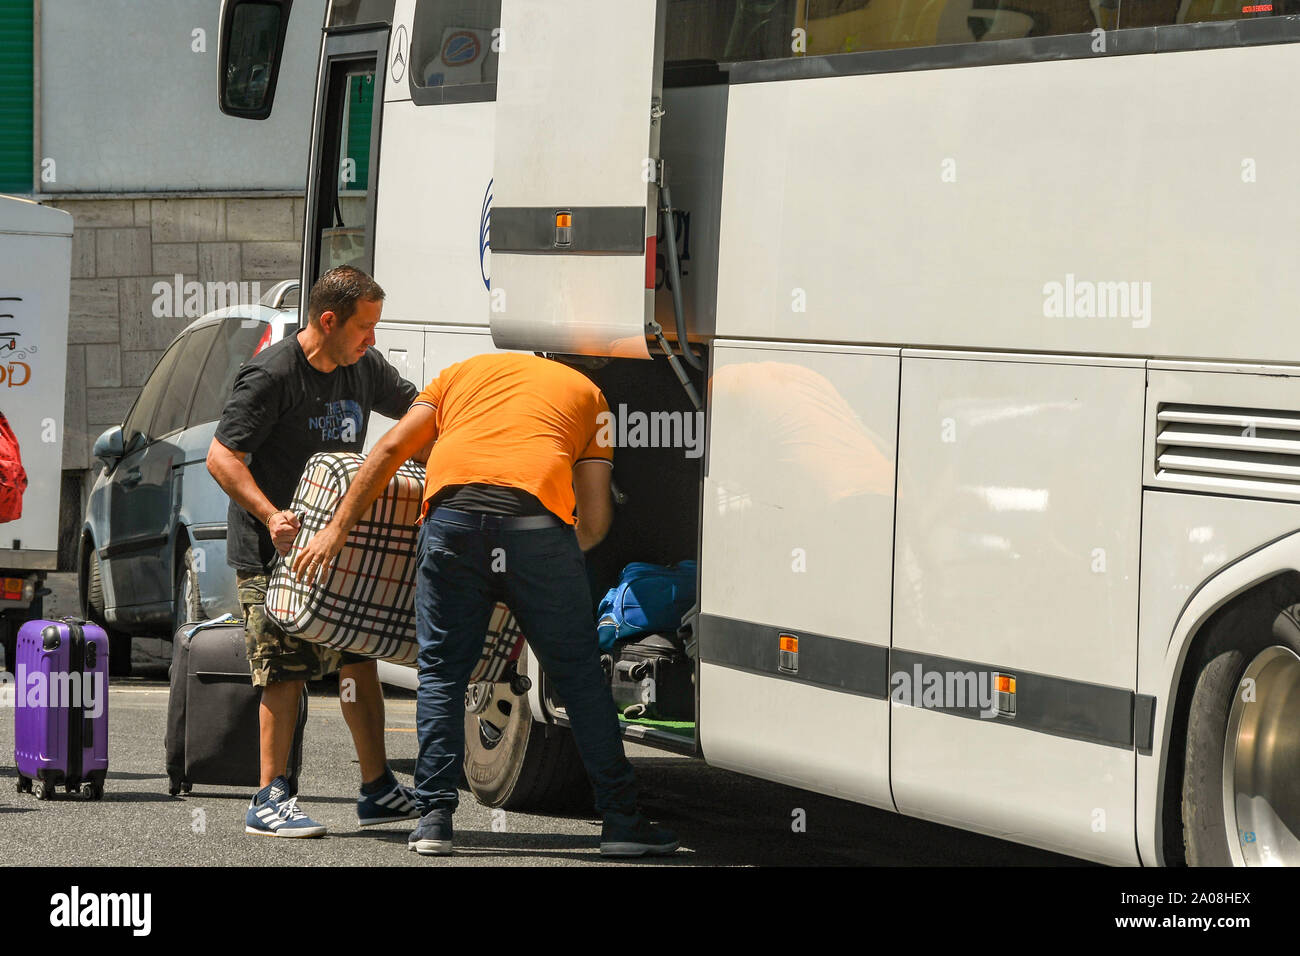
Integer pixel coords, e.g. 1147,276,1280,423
465,680,492,715
1223,644,1300,866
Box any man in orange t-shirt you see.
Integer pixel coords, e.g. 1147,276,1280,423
292,352,678,858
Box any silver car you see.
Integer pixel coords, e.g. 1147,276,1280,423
78,284,299,673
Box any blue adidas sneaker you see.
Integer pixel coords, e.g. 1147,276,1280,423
357,770,421,827
245,777,328,838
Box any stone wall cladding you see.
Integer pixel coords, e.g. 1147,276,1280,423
43,195,304,471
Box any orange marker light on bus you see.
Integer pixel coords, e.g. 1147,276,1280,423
554,210,573,248
778,633,799,674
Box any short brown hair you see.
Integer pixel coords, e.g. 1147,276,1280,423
307,266,385,326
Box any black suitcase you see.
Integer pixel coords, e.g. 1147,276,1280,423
165,616,307,796
603,633,695,721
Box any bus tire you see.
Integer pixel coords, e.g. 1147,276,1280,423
463,658,592,813
1181,580,1300,866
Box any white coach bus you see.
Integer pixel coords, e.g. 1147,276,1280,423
217,0,1300,866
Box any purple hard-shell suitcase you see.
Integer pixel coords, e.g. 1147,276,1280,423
13,617,110,800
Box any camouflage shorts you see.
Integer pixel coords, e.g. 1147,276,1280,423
236,570,368,687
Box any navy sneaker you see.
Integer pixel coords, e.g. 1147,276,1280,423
600,812,679,857
245,777,328,838
357,771,421,827
407,809,454,856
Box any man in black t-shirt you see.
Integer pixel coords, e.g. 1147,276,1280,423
207,266,419,838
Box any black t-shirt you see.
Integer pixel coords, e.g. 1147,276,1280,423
431,483,551,516
215,331,417,572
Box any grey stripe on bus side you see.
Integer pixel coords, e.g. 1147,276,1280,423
490,206,646,254
699,614,1156,752
698,613,891,698
889,649,1145,751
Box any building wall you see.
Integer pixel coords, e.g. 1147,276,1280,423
48,195,303,473
28,0,329,543
39,0,326,192
21,2,326,570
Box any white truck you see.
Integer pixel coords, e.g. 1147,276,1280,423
0,196,73,670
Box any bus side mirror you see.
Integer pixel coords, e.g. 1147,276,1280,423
218,0,294,120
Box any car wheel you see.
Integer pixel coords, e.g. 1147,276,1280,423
83,538,104,620
85,546,132,678
173,544,203,636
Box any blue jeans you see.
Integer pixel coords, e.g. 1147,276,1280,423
412,513,638,816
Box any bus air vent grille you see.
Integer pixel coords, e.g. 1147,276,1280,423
1155,403,1300,498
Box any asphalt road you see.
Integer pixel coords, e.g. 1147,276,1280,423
1,575,1081,866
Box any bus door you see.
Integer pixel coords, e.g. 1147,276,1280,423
890,354,1146,865
303,26,389,298
487,0,667,357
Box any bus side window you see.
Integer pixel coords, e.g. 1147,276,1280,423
666,0,803,63
803,0,1108,54
1117,0,1300,27
410,0,501,98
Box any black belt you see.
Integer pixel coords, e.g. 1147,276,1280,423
430,506,565,531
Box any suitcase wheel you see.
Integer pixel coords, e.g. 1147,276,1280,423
509,673,532,695
15,774,30,794
33,778,52,800
81,781,104,801
181,781,192,794
503,661,532,696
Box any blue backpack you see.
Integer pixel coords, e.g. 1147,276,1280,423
596,562,697,652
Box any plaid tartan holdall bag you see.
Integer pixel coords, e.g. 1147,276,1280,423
265,451,526,680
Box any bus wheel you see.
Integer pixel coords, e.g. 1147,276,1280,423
463,653,592,813
1182,624,1300,865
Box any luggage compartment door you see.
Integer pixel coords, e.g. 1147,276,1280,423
488,0,666,358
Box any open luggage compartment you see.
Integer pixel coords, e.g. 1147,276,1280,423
544,351,707,754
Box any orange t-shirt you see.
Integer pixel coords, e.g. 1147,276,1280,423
412,353,612,524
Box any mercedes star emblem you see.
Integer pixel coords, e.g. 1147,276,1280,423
391,25,408,83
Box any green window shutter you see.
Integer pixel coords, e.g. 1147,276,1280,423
0,1,34,193
345,73,373,191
